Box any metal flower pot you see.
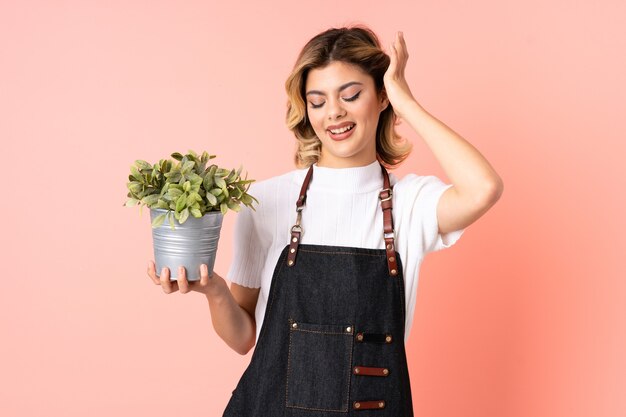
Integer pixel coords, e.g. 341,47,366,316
150,208,224,281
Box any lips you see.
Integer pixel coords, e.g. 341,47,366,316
327,121,355,132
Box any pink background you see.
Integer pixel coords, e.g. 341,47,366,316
2,1,625,416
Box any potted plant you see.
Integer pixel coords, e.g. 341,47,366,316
124,150,258,281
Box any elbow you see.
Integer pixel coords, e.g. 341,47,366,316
487,177,504,204
234,334,257,356
236,341,256,356
477,177,504,208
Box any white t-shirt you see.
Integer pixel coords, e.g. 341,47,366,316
226,160,465,345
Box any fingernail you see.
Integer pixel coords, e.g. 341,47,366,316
179,266,184,274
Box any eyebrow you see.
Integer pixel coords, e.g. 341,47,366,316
305,81,363,96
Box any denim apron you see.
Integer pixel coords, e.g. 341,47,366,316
223,161,414,416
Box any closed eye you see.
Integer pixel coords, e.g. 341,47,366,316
309,91,361,109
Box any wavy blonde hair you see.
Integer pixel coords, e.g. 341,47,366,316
285,25,412,170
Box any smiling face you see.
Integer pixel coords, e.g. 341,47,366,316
305,61,389,168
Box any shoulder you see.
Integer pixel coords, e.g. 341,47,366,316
390,172,449,202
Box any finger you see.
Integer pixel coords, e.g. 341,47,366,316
399,31,408,59
160,267,178,294
147,261,160,285
177,265,190,294
200,264,210,285
395,32,406,59
388,42,397,71
190,264,210,294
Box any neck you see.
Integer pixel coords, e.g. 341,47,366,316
316,153,378,169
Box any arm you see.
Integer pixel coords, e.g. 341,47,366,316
402,101,504,234
385,31,504,234
205,273,260,355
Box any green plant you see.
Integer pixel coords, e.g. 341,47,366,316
124,150,258,229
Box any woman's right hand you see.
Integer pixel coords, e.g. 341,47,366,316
147,260,225,297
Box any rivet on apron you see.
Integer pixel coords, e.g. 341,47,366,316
288,260,294,266
354,402,361,409
346,326,352,333
389,256,395,262
382,368,389,375
292,237,298,243
379,401,385,408
291,322,297,328
356,333,364,341
385,334,393,343
354,367,360,374
391,269,397,275
290,248,295,253
386,243,393,251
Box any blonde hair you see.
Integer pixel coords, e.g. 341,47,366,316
284,25,412,170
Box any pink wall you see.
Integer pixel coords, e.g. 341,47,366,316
2,1,624,416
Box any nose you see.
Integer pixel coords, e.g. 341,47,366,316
327,97,346,120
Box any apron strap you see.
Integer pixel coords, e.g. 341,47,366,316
379,163,399,276
286,164,313,267
287,161,398,277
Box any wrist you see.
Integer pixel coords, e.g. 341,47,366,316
204,273,228,301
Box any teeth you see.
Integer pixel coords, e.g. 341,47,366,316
329,124,355,134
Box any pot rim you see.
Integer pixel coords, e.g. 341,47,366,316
149,207,224,216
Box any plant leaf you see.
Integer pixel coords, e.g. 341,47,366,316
176,195,187,212
182,161,195,174
135,160,152,170
168,211,176,230
203,174,214,190
220,202,228,215
168,188,183,199
179,207,189,223
130,165,143,181
227,200,241,212
188,192,200,204
206,192,217,206
141,194,159,206
190,207,202,218
151,213,166,228
214,176,226,189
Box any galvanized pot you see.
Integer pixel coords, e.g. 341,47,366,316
150,208,224,281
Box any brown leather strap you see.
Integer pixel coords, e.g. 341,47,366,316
287,161,398,278
378,164,398,276
287,164,313,267
356,332,393,344
353,365,390,376
353,400,386,410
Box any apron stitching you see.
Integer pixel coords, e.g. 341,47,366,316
299,249,386,258
285,320,293,409
257,246,288,344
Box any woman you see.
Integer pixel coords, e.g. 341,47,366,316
148,25,503,415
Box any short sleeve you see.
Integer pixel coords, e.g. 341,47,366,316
225,184,266,288
395,174,465,255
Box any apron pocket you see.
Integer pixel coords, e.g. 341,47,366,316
286,318,354,412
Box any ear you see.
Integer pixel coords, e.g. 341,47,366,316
379,89,390,112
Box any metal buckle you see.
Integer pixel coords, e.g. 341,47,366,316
379,188,393,202
291,224,302,233
383,230,395,240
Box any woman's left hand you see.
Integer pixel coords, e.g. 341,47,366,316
383,31,418,119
